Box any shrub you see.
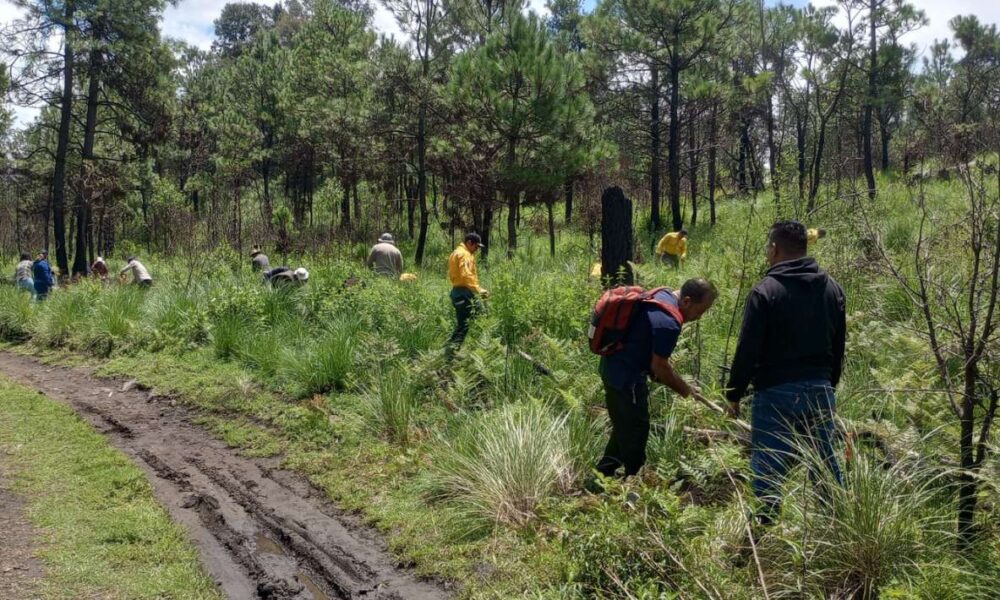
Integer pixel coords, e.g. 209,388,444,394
427,403,572,534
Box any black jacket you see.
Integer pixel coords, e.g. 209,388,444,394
726,257,846,403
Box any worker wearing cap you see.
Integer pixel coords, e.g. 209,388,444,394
445,233,488,360
807,228,827,244
91,256,109,282
366,233,404,277
264,266,309,287
656,229,688,268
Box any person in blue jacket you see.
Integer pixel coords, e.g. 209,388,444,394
32,249,55,301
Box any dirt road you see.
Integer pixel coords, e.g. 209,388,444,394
0,351,448,600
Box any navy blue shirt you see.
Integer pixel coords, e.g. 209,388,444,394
599,290,682,389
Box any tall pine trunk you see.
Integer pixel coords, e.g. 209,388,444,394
668,63,683,231
862,0,878,200
564,177,573,224
688,117,699,227
415,105,429,266
52,1,75,277
708,104,718,226
73,45,101,276
649,65,661,230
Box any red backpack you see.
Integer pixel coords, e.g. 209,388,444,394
588,286,685,356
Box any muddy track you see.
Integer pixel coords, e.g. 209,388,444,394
0,351,449,600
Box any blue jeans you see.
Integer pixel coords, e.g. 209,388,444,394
751,379,842,525
17,279,34,295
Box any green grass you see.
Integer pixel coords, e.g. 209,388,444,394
0,376,221,600
2,175,999,598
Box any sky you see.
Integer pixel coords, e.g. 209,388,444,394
2,0,999,127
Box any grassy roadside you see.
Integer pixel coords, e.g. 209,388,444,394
95,348,572,598
0,376,223,600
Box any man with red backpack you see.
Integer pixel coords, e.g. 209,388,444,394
591,278,718,478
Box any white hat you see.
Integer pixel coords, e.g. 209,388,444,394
96,256,104,263
294,267,310,281
379,233,394,244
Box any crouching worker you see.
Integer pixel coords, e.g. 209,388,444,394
726,220,846,526
264,266,309,287
120,256,153,287
590,279,718,479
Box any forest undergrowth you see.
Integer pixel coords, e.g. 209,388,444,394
2,179,999,599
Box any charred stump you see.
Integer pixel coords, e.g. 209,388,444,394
600,186,634,287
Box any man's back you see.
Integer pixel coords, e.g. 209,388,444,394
252,253,270,272
32,260,53,289
15,260,32,281
727,257,845,401
600,290,682,390
367,243,403,276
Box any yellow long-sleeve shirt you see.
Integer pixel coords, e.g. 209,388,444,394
448,244,482,294
656,232,688,259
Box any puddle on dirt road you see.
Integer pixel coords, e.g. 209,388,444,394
298,573,332,600
255,533,287,556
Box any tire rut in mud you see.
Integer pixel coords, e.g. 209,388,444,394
0,351,448,600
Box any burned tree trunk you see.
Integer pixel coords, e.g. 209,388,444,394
600,186,634,287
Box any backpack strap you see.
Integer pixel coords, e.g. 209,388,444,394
642,287,685,326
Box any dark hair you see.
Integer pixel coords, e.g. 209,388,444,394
769,220,808,255
126,255,137,263
679,228,689,237
680,278,718,304
817,228,827,238
20,253,30,261
464,232,483,246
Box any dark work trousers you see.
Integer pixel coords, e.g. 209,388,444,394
445,287,481,360
596,378,651,477
751,379,843,525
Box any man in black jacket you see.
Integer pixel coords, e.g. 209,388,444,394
726,220,846,525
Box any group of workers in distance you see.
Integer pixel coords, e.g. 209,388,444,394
654,225,826,268
13,221,836,530
12,250,153,299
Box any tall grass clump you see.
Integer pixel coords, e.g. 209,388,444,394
144,284,210,351
33,285,97,348
763,444,957,599
361,370,420,444
83,285,144,357
427,403,573,535
0,286,35,341
277,318,356,397
211,311,246,360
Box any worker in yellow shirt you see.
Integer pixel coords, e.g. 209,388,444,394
807,228,827,244
656,229,688,268
446,233,489,360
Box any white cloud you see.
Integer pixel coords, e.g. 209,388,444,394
162,0,230,50
811,0,1000,62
